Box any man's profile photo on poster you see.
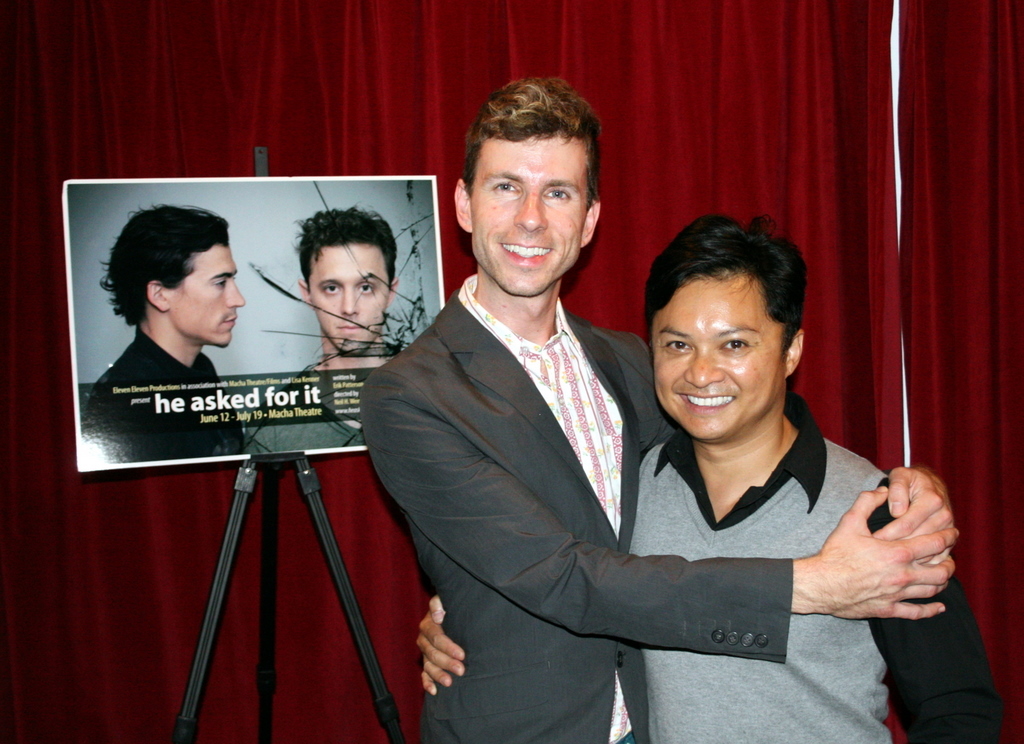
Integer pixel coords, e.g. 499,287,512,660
81,205,246,465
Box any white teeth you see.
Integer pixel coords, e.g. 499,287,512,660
503,244,550,258
686,395,734,407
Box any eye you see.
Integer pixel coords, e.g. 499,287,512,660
496,181,515,192
359,282,374,294
548,189,568,200
725,339,748,350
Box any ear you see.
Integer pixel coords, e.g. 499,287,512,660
147,281,172,313
298,279,311,305
580,199,601,247
785,328,804,377
454,179,473,233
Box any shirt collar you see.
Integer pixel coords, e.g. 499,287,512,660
655,392,827,529
458,274,573,351
132,327,216,377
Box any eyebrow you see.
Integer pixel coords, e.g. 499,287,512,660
485,172,580,192
657,325,760,339
482,171,526,188
317,271,386,285
545,179,579,191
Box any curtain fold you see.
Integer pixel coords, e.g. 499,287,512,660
0,0,1014,741
900,0,1022,737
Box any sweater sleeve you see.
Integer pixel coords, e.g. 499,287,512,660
867,501,1002,742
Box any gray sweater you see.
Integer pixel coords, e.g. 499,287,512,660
633,439,890,744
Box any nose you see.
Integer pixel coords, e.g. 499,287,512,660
339,290,361,317
228,280,245,308
684,350,724,388
515,192,547,233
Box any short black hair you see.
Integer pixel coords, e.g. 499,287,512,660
645,214,806,350
296,207,397,285
100,205,230,326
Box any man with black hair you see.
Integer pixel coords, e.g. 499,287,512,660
298,206,399,370
82,205,246,465
244,206,399,454
633,214,1000,742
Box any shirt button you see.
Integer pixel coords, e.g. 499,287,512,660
711,629,725,643
616,651,624,668
755,634,769,648
726,632,739,645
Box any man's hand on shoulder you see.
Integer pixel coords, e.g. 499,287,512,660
876,467,954,563
793,487,957,619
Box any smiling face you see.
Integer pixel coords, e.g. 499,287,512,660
455,136,600,315
149,244,245,363
651,274,803,450
299,243,397,367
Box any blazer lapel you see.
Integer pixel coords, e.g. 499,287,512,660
434,299,596,497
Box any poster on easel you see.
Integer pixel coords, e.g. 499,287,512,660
64,177,443,472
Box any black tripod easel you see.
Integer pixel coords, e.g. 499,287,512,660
171,453,404,744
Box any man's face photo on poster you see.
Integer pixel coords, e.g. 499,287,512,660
294,207,400,370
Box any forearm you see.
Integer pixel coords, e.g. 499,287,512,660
365,369,792,657
403,493,794,656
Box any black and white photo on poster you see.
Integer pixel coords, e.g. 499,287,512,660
64,177,443,472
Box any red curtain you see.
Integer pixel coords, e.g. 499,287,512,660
0,0,1015,741
900,0,1023,739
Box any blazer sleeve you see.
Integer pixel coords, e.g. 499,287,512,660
362,362,793,662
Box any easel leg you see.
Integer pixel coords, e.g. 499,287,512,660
173,462,258,744
257,462,281,744
294,458,404,744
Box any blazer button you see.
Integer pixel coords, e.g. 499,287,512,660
726,632,739,645
740,633,754,647
711,629,725,643
616,651,624,668
754,634,769,648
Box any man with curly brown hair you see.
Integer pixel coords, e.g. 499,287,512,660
363,78,956,744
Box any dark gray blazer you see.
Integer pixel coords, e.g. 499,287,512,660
363,297,792,744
